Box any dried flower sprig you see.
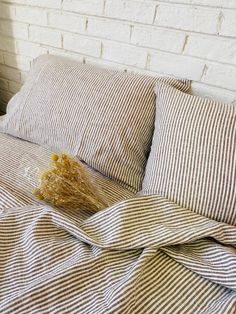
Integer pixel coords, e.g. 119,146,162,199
33,154,108,211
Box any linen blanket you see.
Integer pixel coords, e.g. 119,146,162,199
0,134,236,314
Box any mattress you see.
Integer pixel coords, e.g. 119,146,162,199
0,133,236,313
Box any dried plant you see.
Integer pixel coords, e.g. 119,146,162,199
33,154,108,211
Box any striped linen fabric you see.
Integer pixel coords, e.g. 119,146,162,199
141,82,236,225
0,133,134,211
0,134,236,314
0,54,190,192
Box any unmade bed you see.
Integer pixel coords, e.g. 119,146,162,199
0,55,235,314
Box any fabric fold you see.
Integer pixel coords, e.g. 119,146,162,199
1,194,236,297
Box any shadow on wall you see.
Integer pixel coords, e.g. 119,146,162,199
0,3,25,114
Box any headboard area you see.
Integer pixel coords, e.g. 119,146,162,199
0,0,235,112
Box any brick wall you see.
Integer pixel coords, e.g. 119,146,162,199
0,0,235,111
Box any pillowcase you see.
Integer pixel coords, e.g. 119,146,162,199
141,82,235,225
0,54,190,192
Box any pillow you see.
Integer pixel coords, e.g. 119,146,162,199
0,54,190,192
141,82,235,225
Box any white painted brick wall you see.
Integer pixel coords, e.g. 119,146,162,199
149,51,205,80
0,0,235,111
87,18,131,42
105,0,157,24
24,0,61,9
0,20,28,40
29,25,62,47
201,63,236,91
184,35,236,65
48,12,86,33
63,33,101,57
219,10,236,37
16,40,47,58
131,26,186,53
3,53,31,71
161,0,236,8
103,41,147,67
0,3,15,19
0,35,16,53
15,6,47,25
0,64,21,82
62,0,104,15
155,5,220,34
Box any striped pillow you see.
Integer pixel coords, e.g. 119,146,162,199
0,55,190,192
141,82,235,225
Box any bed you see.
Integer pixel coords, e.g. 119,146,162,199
0,55,235,314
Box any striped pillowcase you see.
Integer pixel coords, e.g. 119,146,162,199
141,82,236,225
0,54,190,192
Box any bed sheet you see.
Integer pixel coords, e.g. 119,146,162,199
0,133,236,314
0,133,134,214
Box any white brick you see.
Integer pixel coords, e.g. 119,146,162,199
0,3,15,19
0,21,28,40
0,78,9,91
47,48,84,63
4,0,61,8
3,53,32,71
184,35,236,65
131,26,186,53
87,18,131,42
0,65,21,82
201,63,236,90
0,0,235,102
16,40,48,58
29,26,61,48
161,0,236,9
8,81,22,94
24,0,61,9
63,0,104,15
103,41,147,68
63,33,101,57
0,54,4,64
219,10,236,37
0,0,24,4
155,4,219,34
85,56,129,71
0,36,16,53
194,0,236,8
15,6,47,25
48,12,86,33
191,81,236,103
20,71,28,83
149,52,205,80
105,0,156,24
0,90,14,105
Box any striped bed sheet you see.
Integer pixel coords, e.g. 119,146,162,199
0,133,235,314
